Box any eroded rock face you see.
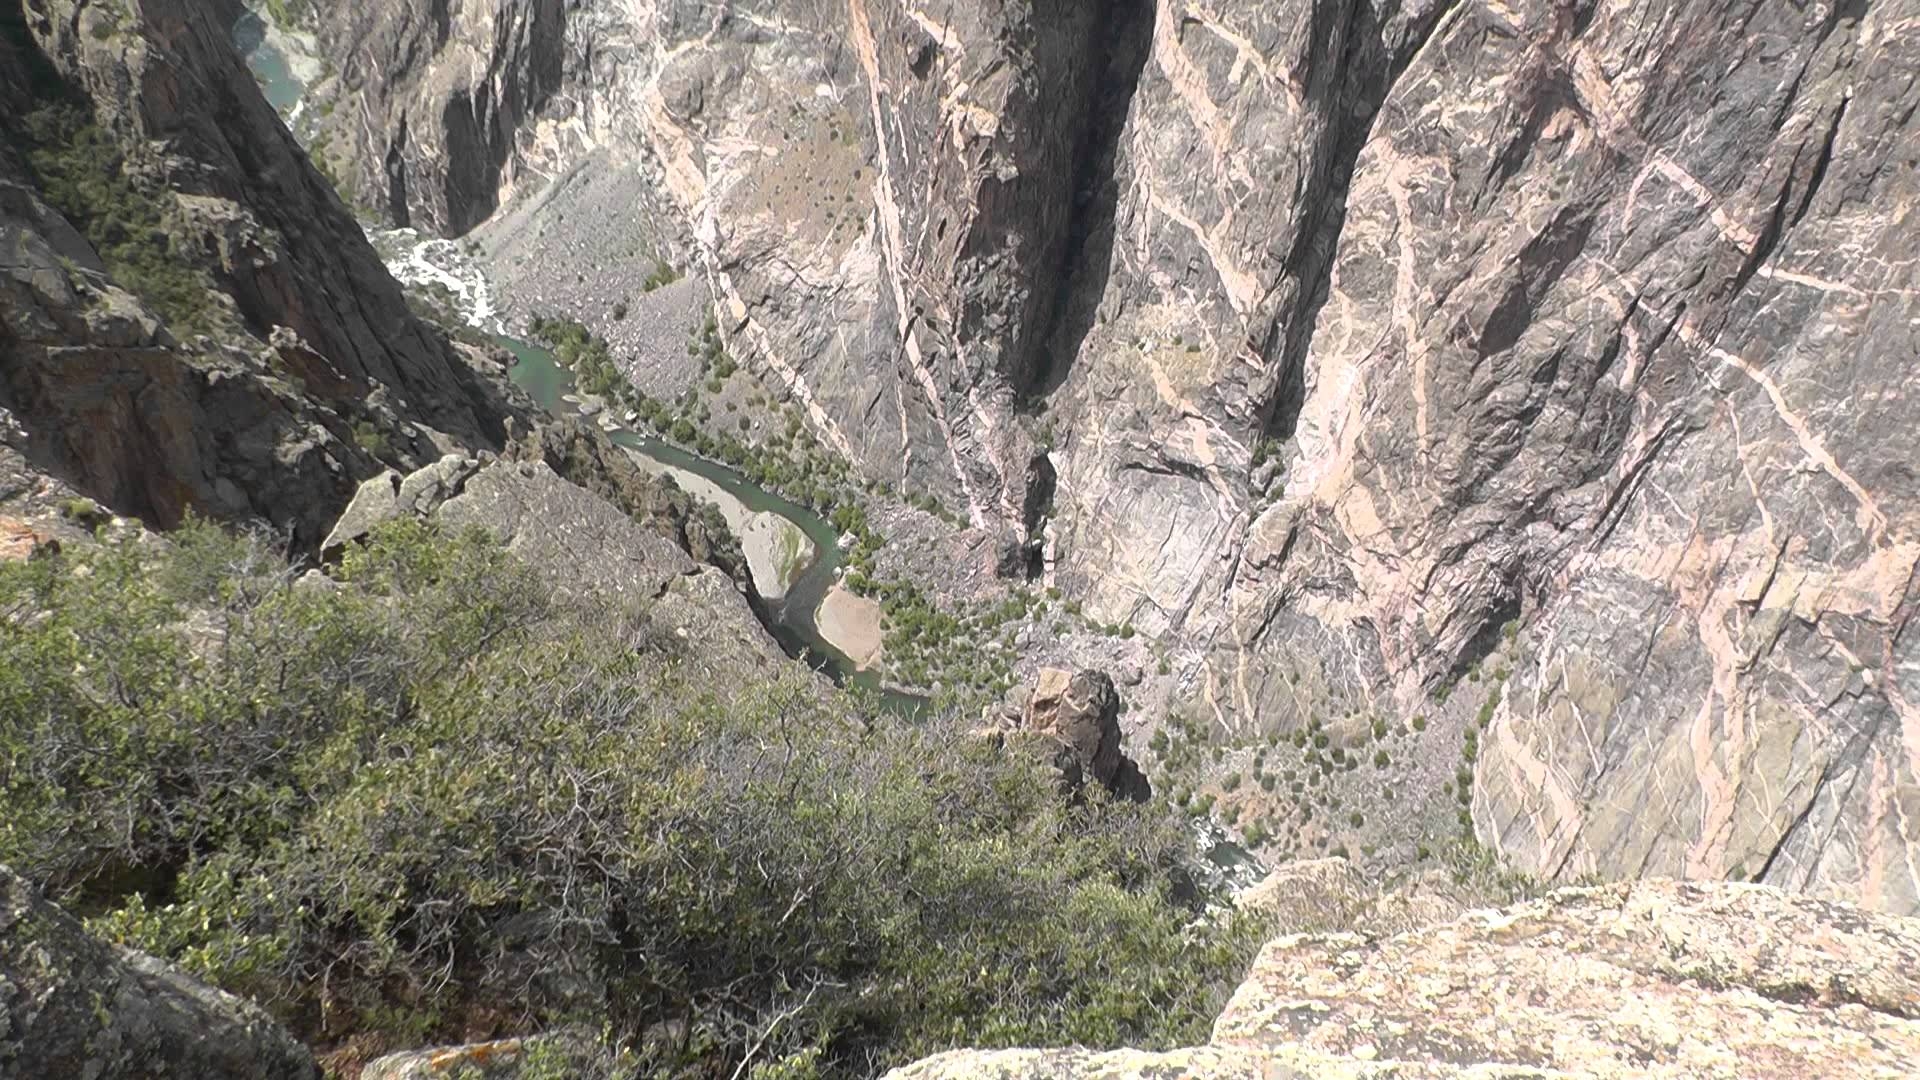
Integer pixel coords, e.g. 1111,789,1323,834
0,864,319,1080
311,0,568,236
0,0,524,548
886,879,1920,1079
310,0,1920,909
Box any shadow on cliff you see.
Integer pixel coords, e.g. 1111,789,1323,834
1023,0,1154,405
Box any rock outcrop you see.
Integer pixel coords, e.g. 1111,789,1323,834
0,0,525,548
324,454,790,684
360,1034,584,1080
302,0,1920,910
0,864,319,1080
886,878,1920,1079
1233,857,1483,940
989,668,1150,799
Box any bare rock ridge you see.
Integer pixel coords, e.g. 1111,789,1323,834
0,0,527,547
321,451,790,686
306,0,1920,912
887,874,1920,1080
0,864,320,1080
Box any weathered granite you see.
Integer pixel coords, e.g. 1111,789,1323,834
0,864,319,1080
344,455,791,683
0,0,526,548
886,879,1920,1079
361,1034,584,1080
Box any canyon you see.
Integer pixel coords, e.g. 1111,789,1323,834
2,0,1919,1076
284,0,1920,913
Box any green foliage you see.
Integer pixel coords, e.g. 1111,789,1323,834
262,0,311,30
351,420,389,458
20,104,214,332
0,522,1257,1076
641,262,682,293
59,497,104,527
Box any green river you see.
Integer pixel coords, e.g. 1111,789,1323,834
500,338,923,712
227,10,918,711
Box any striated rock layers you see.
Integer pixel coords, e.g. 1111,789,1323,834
0,0,525,547
886,877,1920,1080
0,864,320,1080
308,0,1919,910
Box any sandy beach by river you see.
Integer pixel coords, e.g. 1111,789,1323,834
623,448,815,602
816,584,884,669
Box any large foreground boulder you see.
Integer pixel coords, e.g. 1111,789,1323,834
0,866,319,1079
885,879,1920,1079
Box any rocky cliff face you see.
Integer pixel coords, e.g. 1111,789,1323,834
305,0,1920,910
0,0,526,547
0,864,320,1080
888,872,1920,1079
313,0,568,236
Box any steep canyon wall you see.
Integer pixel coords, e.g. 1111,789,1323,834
307,0,1920,911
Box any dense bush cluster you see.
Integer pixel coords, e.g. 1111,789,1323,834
0,520,1260,1077
20,104,215,332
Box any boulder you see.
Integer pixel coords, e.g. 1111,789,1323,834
319,454,481,555
885,880,1920,1079
1011,668,1150,801
0,865,319,1080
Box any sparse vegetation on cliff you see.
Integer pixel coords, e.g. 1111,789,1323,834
0,519,1260,1077
18,103,215,332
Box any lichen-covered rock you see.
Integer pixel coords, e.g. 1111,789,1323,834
0,865,319,1080
1234,858,1490,940
886,880,1920,1079
0,516,55,562
428,458,790,679
320,454,484,555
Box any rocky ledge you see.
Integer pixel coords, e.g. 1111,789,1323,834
887,876,1920,1080
0,865,318,1080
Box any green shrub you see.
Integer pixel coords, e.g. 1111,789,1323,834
59,497,104,527
0,521,1261,1076
21,105,214,332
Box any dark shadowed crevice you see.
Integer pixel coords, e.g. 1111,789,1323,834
1261,0,1462,446
385,114,413,227
1020,0,1155,404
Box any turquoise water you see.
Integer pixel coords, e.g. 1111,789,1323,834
500,338,925,714
232,14,302,114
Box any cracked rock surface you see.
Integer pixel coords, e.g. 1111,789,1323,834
884,878,1920,1079
0,865,320,1080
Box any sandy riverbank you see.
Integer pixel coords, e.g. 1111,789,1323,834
816,584,884,670
623,448,815,602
